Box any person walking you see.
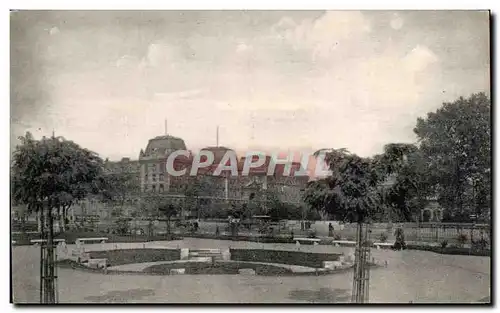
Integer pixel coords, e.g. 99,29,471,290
328,223,334,237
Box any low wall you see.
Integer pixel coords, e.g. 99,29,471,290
88,248,181,266
229,248,342,268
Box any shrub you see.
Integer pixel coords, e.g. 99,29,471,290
440,240,448,249
88,249,181,266
307,230,317,238
472,237,489,250
333,233,342,240
457,233,468,246
379,233,388,243
229,249,342,268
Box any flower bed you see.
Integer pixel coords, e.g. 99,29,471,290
229,249,342,268
143,261,293,276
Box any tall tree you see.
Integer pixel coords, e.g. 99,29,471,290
100,171,139,218
303,179,337,219
374,144,430,222
309,149,382,223
11,132,103,303
414,93,491,218
143,194,178,235
184,176,212,219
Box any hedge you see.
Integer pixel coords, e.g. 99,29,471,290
88,248,181,266
182,233,313,244
406,244,491,257
230,249,342,268
11,231,182,245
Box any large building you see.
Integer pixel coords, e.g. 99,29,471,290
70,131,310,220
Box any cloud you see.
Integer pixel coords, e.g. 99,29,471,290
390,14,404,30
49,26,60,35
271,11,371,60
15,11,486,159
236,42,252,53
403,45,439,72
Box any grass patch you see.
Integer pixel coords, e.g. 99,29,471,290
87,248,181,266
230,249,342,268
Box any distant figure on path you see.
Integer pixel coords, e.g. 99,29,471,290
328,223,334,237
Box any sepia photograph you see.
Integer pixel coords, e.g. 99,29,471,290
10,9,491,304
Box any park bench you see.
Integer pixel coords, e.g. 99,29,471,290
76,237,108,244
331,240,356,247
12,231,39,235
294,237,321,245
373,242,393,249
30,239,66,245
86,258,108,269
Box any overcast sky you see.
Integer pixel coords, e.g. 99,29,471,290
11,10,490,160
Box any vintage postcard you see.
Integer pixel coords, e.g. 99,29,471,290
10,10,491,304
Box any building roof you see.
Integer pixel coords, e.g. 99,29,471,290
142,135,187,158
199,146,237,164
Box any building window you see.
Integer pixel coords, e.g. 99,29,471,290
160,174,164,181
152,185,156,192
160,184,164,192
152,174,156,182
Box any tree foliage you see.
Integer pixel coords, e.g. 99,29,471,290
375,144,430,222
11,132,104,232
99,171,139,217
141,194,179,234
306,149,382,224
414,92,491,217
304,93,491,224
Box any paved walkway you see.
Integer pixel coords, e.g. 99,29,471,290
12,238,490,303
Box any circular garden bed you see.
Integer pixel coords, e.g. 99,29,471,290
143,261,293,276
59,247,356,276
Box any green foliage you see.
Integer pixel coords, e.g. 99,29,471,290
414,92,491,215
379,232,388,243
440,240,448,249
309,149,381,223
183,176,212,217
304,93,491,225
11,132,103,219
100,172,139,203
473,237,489,250
457,233,468,246
114,218,130,235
